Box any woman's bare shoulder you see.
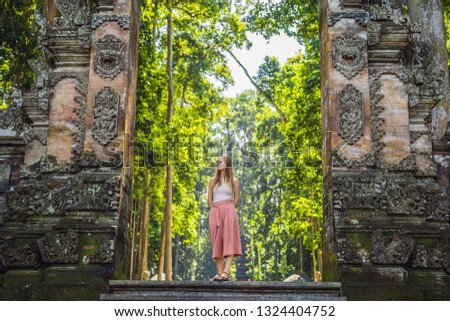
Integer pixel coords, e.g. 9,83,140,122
233,177,240,184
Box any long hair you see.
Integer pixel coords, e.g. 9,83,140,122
212,155,236,193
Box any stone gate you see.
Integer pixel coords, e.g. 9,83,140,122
320,0,450,299
0,0,449,300
0,0,139,299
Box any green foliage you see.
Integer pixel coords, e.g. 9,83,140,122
243,0,319,45
0,0,38,108
445,0,450,66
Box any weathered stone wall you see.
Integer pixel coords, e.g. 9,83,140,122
320,0,450,300
0,0,139,300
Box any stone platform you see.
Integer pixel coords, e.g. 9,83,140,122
100,281,345,301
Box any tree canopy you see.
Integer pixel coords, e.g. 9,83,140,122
0,0,38,108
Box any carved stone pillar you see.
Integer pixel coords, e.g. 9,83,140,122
0,0,139,300
320,0,450,300
408,0,450,196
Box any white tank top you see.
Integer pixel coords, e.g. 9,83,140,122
213,181,233,202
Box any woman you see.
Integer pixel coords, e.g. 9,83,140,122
208,155,242,281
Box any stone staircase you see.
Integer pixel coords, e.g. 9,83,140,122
100,280,345,301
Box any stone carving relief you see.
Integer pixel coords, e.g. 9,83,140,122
38,230,79,263
52,1,92,48
90,239,115,263
371,229,414,264
0,88,26,132
331,79,384,168
22,154,126,178
28,49,51,112
327,11,368,27
77,24,92,49
92,14,131,30
5,175,121,221
34,10,49,47
79,150,123,168
333,175,429,215
337,84,364,145
22,156,77,179
412,242,448,269
331,150,376,168
369,0,410,27
332,32,366,79
54,0,89,29
94,35,125,79
380,154,416,172
406,41,447,102
101,177,121,211
367,21,382,46
0,238,40,268
425,188,450,221
337,238,365,264
369,66,410,84
0,87,44,144
444,249,450,274
93,87,120,145
28,52,49,91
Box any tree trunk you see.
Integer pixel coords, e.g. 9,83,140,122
130,197,138,279
314,217,323,279
173,233,180,280
158,218,166,280
151,0,160,60
317,248,323,280
311,221,317,280
133,199,142,280
226,117,232,155
163,164,173,280
163,0,174,281
256,243,261,280
299,237,303,275
138,169,151,280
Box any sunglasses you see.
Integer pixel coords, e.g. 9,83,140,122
216,160,223,165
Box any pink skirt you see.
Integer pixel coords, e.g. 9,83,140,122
208,200,242,259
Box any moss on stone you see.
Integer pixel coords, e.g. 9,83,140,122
408,270,450,287
29,284,108,300
415,238,436,247
43,266,108,285
3,270,44,288
78,233,110,264
0,288,29,301
346,232,370,248
343,284,425,300
322,252,338,281
113,270,129,281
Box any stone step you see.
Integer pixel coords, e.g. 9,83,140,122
100,280,346,301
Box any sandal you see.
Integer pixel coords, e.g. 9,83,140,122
220,271,230,281
209,274,223,282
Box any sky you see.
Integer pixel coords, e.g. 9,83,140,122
222,32,302,97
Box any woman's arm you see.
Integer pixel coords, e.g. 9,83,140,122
233,178,240,206
208,178,214,208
